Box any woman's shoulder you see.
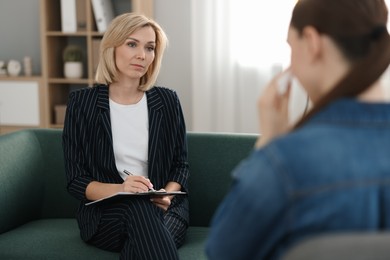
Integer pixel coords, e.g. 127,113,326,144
150,86,177,95
68,84,108,108
148,86,179,102
69,84,107,99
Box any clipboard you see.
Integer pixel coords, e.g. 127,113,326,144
85,190,187,206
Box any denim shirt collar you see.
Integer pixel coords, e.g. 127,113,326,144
307,98,390,125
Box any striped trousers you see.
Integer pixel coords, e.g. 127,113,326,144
87,197,187,260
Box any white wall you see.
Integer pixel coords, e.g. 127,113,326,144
154,0,193,130
0,0,41,75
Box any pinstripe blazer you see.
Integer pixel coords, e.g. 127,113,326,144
62,84,189,241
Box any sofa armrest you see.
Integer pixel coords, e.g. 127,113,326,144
0,130,44,233
282,232,390,260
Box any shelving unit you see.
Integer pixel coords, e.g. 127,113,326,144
0,76,46,135
40,0,154,128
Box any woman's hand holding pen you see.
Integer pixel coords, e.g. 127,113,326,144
255,69,292,149
122,170,180,212
122,170,154,193
122,175,172,211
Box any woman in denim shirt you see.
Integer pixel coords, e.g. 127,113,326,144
206,0,390,259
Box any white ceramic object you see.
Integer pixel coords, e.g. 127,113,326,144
64,61,83,79
7,59,22,76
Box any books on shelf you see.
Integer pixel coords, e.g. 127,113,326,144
60,0,77,32
60,0,87,32
91,0,115,33
76,0,87,31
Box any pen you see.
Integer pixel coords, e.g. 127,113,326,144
123,169,133,176
123,169,156,192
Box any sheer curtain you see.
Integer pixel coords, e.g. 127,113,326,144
191,0,304,133
191,0,390,133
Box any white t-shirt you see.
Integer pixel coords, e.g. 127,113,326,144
109,93,149,180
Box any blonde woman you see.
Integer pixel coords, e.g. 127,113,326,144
63,13,188,260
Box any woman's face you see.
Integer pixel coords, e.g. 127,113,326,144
115,26,156,81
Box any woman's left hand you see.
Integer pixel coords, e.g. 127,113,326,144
150,189,173,211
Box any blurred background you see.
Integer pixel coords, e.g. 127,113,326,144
0,0,389,134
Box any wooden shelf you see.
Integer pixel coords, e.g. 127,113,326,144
40,0,154,127
46,31,89,37
0,76,42,81
50,124,65,129
0,125,41,135
90,32,105,37
48,78,90,84
0,77,47,134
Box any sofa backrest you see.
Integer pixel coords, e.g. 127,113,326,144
187,132,257,226
0,129,79,227
33,129,80,218
0,129,257,229
0,130,46,232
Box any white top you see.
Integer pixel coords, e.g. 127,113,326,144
109,93,149,180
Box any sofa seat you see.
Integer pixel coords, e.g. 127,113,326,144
0,218,208,259
0,219,117,259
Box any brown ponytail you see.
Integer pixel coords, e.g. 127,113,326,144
290,0,390,129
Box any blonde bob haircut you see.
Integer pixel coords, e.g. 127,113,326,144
95,13,168,91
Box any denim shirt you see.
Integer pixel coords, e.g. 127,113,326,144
205,99,390,260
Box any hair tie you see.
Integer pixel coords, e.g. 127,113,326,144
370,25,388,40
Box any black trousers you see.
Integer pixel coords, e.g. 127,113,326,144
88,197,186,260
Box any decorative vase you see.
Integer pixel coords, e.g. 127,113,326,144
64,62,83,79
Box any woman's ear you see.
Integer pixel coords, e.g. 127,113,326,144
302,26,323,63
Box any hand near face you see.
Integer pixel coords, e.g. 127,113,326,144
255,69,292,149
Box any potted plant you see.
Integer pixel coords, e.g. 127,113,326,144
63,45,83,79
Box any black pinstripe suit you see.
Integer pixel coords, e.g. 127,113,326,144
62,84,189,259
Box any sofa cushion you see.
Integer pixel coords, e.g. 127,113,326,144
0,218,208,260
178,227,208,260
0,219,117,260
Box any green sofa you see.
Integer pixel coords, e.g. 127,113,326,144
0,129,257,259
